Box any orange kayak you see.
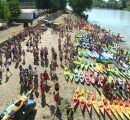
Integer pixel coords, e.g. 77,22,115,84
98,101,105,115
71,98,79,108
103,99,112,118
109,102,119,120
79,97,86,111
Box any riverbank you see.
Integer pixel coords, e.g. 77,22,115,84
0,11,130,120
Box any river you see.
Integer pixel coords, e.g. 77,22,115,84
84,8,130,48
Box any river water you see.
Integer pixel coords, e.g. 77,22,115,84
84,8,130,48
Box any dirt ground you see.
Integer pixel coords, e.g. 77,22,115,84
0,14,119,120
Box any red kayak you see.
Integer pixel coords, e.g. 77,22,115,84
86,100,92,114
98,75,105,87
85,71,91,85
98,101,105,115
70,98,79,108
90,77,95,84
103,100,112,118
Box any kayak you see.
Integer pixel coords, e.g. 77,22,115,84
64,70,74,82
71,98,79,108
85,71,92,85
80,89,86,98
98,75,105,87
109,102,119,120
113,101,124,120
79,97,86,111
80,75,85,84
79,70,84,84
0,90,34,120
74,73,80,83
96,63,104,74
86,99,92,114
92,100,100,115
73,87,81,99
119,102,130,120
104,102,112,118
124,104,130,116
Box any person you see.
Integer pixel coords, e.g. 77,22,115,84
40,80,46,96
43,70,50,81
54,82,59,91
0,65,3,80
53,91,61,105
46,104,56,120
5,62,12,77
65,103,74,120
22,49,26,64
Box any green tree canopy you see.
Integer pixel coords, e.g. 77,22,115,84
0,0,10,24
50,0,67,12
35,0,52,9
68,0,93,14
7,0,21,22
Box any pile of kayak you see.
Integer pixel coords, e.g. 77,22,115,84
64,57,129,83
70,87,130,120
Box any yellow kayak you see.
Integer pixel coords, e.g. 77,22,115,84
120,103,130,120
113,101,124,120
80,89,86,98
96,63,104,74
2,96,28,120
124,103,130,116
92,100,100,115
109,102,119,120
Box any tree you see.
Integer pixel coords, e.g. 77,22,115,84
35,0,52,9
121,0,126,8
7,0,21,22
50,0,67,12
68,0,93,15
0,0,10,26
